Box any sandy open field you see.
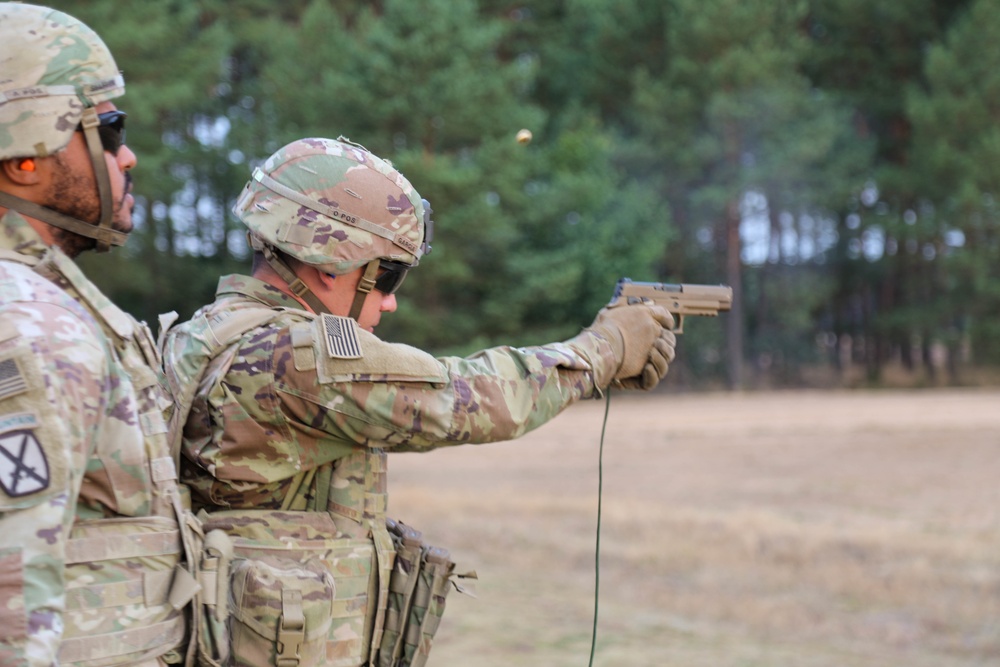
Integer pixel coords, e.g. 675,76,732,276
387,388,1000,667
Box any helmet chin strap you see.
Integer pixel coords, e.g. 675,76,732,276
0,107,126,252
79,107,122,252
257,241,330,315
252,235,380,322
348,260,380,321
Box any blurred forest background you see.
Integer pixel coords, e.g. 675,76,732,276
47,0,1000,390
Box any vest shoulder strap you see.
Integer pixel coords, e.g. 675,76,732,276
163,305,292,463
0,248,39,266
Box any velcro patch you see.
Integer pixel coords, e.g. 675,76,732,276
0,320,18,344
321,314,363,360
0,358,27,401
0,414,49,497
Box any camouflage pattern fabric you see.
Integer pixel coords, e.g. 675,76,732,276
198,509,381,667
0,2,125,160
165,272,619,666
381,520,462,667
234,137,429,275
168,273,620,511
229,554,336,667
0,210,186,667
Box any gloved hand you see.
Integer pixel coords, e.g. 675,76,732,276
587,300,677,390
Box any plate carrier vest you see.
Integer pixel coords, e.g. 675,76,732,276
162,301,468,667
4,248,203,667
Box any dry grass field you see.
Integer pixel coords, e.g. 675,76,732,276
387,388,1000,667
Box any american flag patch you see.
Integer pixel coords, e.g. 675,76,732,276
322,314,363,359
0,358,27,401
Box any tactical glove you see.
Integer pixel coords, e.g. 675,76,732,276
587,301,677,391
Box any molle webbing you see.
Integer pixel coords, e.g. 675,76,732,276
59,516,189,666
164,301,459,666
379,522,463,667
326,449,388,532
325,448,394,663
22,249,201,666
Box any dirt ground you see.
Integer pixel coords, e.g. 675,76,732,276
386,388,1000,667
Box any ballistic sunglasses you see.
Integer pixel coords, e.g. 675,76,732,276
330,259,411,296
373,259,411,295
78,110,128,154
368,198,432,294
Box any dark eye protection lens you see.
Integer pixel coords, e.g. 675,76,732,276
78,110,127,154
97,110,127,154
374,259,410,295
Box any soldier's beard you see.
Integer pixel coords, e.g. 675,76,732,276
43,154,133,257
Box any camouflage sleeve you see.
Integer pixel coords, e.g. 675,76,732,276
276,322,619,454
0,300,106,667
413,328,619,447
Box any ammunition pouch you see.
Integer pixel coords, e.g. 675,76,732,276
189,510,470,667
195,510,378,667
377,519,468,667
229,555,335,667
196,529,235,666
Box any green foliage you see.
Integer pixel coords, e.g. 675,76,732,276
744,264,836,383
30,0,1000,386
381,115,668,354
903,0,1000,364
909,0,1000,209
798,0,978,383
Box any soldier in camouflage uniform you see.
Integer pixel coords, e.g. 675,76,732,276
164,137,675,667
0,4,197,666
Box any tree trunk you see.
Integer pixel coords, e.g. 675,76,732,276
726,198,744,390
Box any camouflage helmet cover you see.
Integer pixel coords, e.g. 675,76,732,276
235,137,431,275
0,2,126,160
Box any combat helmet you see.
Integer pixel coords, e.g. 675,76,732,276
0,2,128,251
234,136,433,320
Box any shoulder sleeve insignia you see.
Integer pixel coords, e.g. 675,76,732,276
0,413,48,497
0,357,28,401
320,314,363,360
314,328,447,385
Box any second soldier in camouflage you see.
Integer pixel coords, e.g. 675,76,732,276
164,137,676,666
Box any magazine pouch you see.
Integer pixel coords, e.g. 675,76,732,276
229,555,335,667
200,509,374,667
377,519,468,667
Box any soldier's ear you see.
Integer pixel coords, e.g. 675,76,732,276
316,270,338,289
1,158,42,186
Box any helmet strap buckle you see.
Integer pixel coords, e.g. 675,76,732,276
261,244,328,315
348,260,380,321
287,277,310,299
357,260,379,295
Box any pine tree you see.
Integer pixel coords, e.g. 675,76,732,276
622,0,868,387
908,0,1000,368
803,0,974,381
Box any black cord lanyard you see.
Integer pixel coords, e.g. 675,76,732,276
588,390,612,666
